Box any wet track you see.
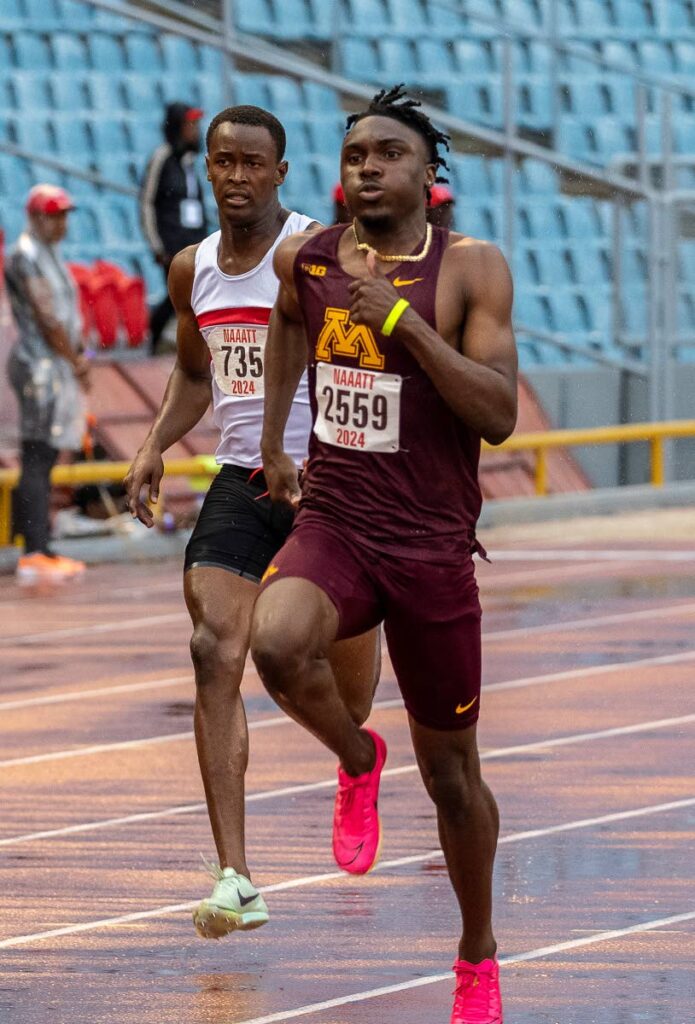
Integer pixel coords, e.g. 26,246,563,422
1,532,694,1023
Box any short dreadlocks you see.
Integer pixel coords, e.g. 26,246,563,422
345,84,450,187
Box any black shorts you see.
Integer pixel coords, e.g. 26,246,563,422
184,464,296,583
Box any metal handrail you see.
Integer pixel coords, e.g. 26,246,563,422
481,419,695,495
3,422,695,545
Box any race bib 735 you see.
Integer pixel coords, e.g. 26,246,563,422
206,323,267,398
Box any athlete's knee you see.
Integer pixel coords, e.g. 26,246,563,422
418,744,482,817
190,622,246,686
250,620,310,695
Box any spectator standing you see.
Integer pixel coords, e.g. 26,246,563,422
5,185,89,582
140,102,208,352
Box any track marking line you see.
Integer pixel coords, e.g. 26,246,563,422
4,645,695,771
490,549,695,562
1,710,693,845
0,675,192,712
0,796,691,948
6,600,695,712
233,909,695,1024
0,612,188,648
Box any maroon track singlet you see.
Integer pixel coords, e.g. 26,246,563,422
293,224,482,561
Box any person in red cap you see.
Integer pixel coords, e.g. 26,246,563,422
5,184,90,581
427,183,456,229
140,102,208,353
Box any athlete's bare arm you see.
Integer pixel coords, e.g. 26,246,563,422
125,245,212,526
348,238,517,445
261,229,318,506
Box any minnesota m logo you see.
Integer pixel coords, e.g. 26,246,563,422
315,307,385,370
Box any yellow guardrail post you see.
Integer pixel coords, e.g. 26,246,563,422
650,436,665,487
534,446,548,496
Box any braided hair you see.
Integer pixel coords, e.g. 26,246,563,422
345,84,450,191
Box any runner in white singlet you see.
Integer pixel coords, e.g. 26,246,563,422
125,107,380,939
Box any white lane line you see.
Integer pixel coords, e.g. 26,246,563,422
234,909,695,1024
0,795,691,948
2,708,693,846
3,646,695,770
0,675,192,713
485,599,695,641
491,548,695,562
0,612,188,648
7,599,695,713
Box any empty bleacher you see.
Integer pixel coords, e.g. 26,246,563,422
0,0,693,370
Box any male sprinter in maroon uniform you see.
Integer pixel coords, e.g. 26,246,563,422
250,86,517,1024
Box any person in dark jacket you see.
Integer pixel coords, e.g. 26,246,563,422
140,102,208,352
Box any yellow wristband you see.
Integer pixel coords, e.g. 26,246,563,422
381,298,410,336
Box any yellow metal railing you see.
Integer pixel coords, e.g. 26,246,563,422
482,419,695,496
1,420,695,546
0,456,220,547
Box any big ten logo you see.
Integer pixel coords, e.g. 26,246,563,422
301,262,327,277
315,307,385,370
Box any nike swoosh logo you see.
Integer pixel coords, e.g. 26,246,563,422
393,276,423,287
337,842,364,867
455,696,478,715
238,890,259,907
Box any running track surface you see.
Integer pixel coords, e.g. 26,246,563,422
1,533,694,1024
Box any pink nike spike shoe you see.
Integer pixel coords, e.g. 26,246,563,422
332,728,387,875
450,957,503,1024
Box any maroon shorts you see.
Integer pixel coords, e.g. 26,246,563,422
260,518,482,731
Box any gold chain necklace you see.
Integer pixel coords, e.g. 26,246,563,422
352,220,432,263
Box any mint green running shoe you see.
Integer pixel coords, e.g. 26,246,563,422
193,863,269,939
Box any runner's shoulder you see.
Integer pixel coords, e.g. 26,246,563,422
274,221,323,279
444,232,511,284
168,243,200,305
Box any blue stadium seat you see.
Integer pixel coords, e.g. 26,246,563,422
519,160,558,194
385,0,428,34
98,154,139,189
602,40,639,70
678,292,695,331
516,202,566,240
575,0,615,30
570,244,612,284
13,116,56,154
674,118,695,154
303,82,340,115
457,202,500,242
638,41,676,74
0,205,26,244
52,32,90,71
450,155,493,199
57,0,97,28
0,76,15,115
342,0,391,39
517,80,553,130
674,41,695,76
339,38,378,78
54,116,93,157
51,73,89,111
25,0,61,23
306,0,335,36
87,73,121,111
235,0,273,34
0,154,34,199
445,82,502,128
305,115,344,159
561,199,605,238
197,75,226,116
200,46,224,77
88,33,126,73
161,35,200,73
90,117,131,155
265,76,304,117
123,33,163,72
621,286,647,335
270,0,315,39
414,39,457,87
613,0,656,35
68,204,101,244
232,75,269,109
514,292,554,332
14,32,53,70
2,0,26,29
11,72,53,113
122,75,163,112
588,118,632,159
377,39,417,81
452,39,492,75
